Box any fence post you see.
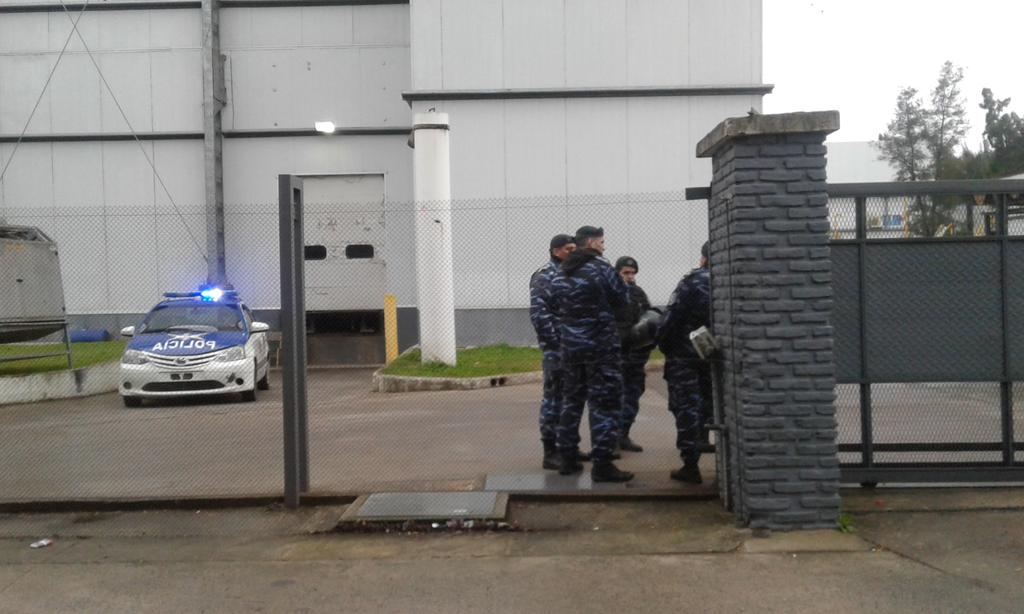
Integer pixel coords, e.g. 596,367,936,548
998,194,1014,465
278,174,310,508
854,197,873,473
697,111,842,531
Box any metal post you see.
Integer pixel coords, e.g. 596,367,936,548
62,322,73,370
295,190,310,493
998,194,1014,465
384,294,399,364
202,0,227,285
855,197,874,472
966,199,975,236
279,175,310,507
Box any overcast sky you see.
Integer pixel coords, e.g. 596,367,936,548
762,0,1024,147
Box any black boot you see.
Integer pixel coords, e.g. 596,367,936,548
670,463,702,484
619,436,644,453
542,440,559,471
577,449,616,461
558,451,583,475
591,460,634,483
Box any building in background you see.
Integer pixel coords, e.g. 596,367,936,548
0,0,767,358
824,141,893,183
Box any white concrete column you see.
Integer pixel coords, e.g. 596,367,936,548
412,112,457,365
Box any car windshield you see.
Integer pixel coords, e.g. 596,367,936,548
141,303,244,333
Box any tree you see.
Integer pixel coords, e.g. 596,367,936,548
927,61,969,180
877,87,930,181
980,88,1024,177
877,63,971,236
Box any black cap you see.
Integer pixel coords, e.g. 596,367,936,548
615,256,638,272
701,241,709,258
574,225,604,243
549,234,575,250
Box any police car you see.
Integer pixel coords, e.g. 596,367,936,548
118,287,271,407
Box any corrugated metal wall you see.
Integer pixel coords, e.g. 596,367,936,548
0,0,764,318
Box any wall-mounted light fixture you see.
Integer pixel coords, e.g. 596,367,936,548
314,121,336,134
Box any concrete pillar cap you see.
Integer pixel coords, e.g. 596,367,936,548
696,111,840,158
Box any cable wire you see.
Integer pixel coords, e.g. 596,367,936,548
57,1,209,264
0,1,91,188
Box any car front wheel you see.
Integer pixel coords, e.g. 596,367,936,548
240,360,258,402
257,362,270,391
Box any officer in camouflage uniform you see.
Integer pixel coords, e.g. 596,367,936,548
658,241,711,484
529,234,577,470
613,256,652,453
551,226,634,482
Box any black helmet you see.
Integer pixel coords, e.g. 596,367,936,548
629,309,663,351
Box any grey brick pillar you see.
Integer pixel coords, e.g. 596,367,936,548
696,111,842,531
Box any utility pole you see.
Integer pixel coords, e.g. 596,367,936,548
202,0,227,285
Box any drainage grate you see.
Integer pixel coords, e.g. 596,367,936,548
340,492,508,522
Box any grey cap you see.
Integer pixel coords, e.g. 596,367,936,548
615,256,638,272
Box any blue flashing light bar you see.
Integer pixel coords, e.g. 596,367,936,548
200,287,224,302
163,286,239,302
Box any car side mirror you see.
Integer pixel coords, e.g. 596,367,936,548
250,322,270,334
120,326,135,337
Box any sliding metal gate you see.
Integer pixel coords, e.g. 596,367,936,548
829,180,1024,484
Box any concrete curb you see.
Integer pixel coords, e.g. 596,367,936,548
0,361,120,406
740,530,871,553
372,357,666,393
372,367,543,393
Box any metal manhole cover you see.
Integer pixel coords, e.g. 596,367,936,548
341,492,507,522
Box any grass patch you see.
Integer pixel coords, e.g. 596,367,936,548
383,345,542,378
383,344,666,379
0,341,126,377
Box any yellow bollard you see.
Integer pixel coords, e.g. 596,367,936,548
383,294,399,364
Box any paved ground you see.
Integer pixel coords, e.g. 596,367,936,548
834,381,1024,464
1,490,1023,612
2,368,1021,502
0,369,709,501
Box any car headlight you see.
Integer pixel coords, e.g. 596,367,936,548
121,350,148,365
215,346,246,362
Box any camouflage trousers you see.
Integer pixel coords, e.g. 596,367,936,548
557,358,623,463
664,359,712,464
619,354,650,438
538,350,563,443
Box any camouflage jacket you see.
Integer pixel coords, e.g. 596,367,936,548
551,249,631,362
658,266,710,361
529,258,561,352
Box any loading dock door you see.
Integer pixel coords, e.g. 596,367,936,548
300,174,387,311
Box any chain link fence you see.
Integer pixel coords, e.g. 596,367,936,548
2,184,1021,502
0,191,714,502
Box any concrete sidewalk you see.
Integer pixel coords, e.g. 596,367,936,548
1,489,1022,613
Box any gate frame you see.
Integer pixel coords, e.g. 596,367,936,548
829,180,1024,485
687,178,1024,486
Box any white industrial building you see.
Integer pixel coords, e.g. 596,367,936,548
0,0,768,359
